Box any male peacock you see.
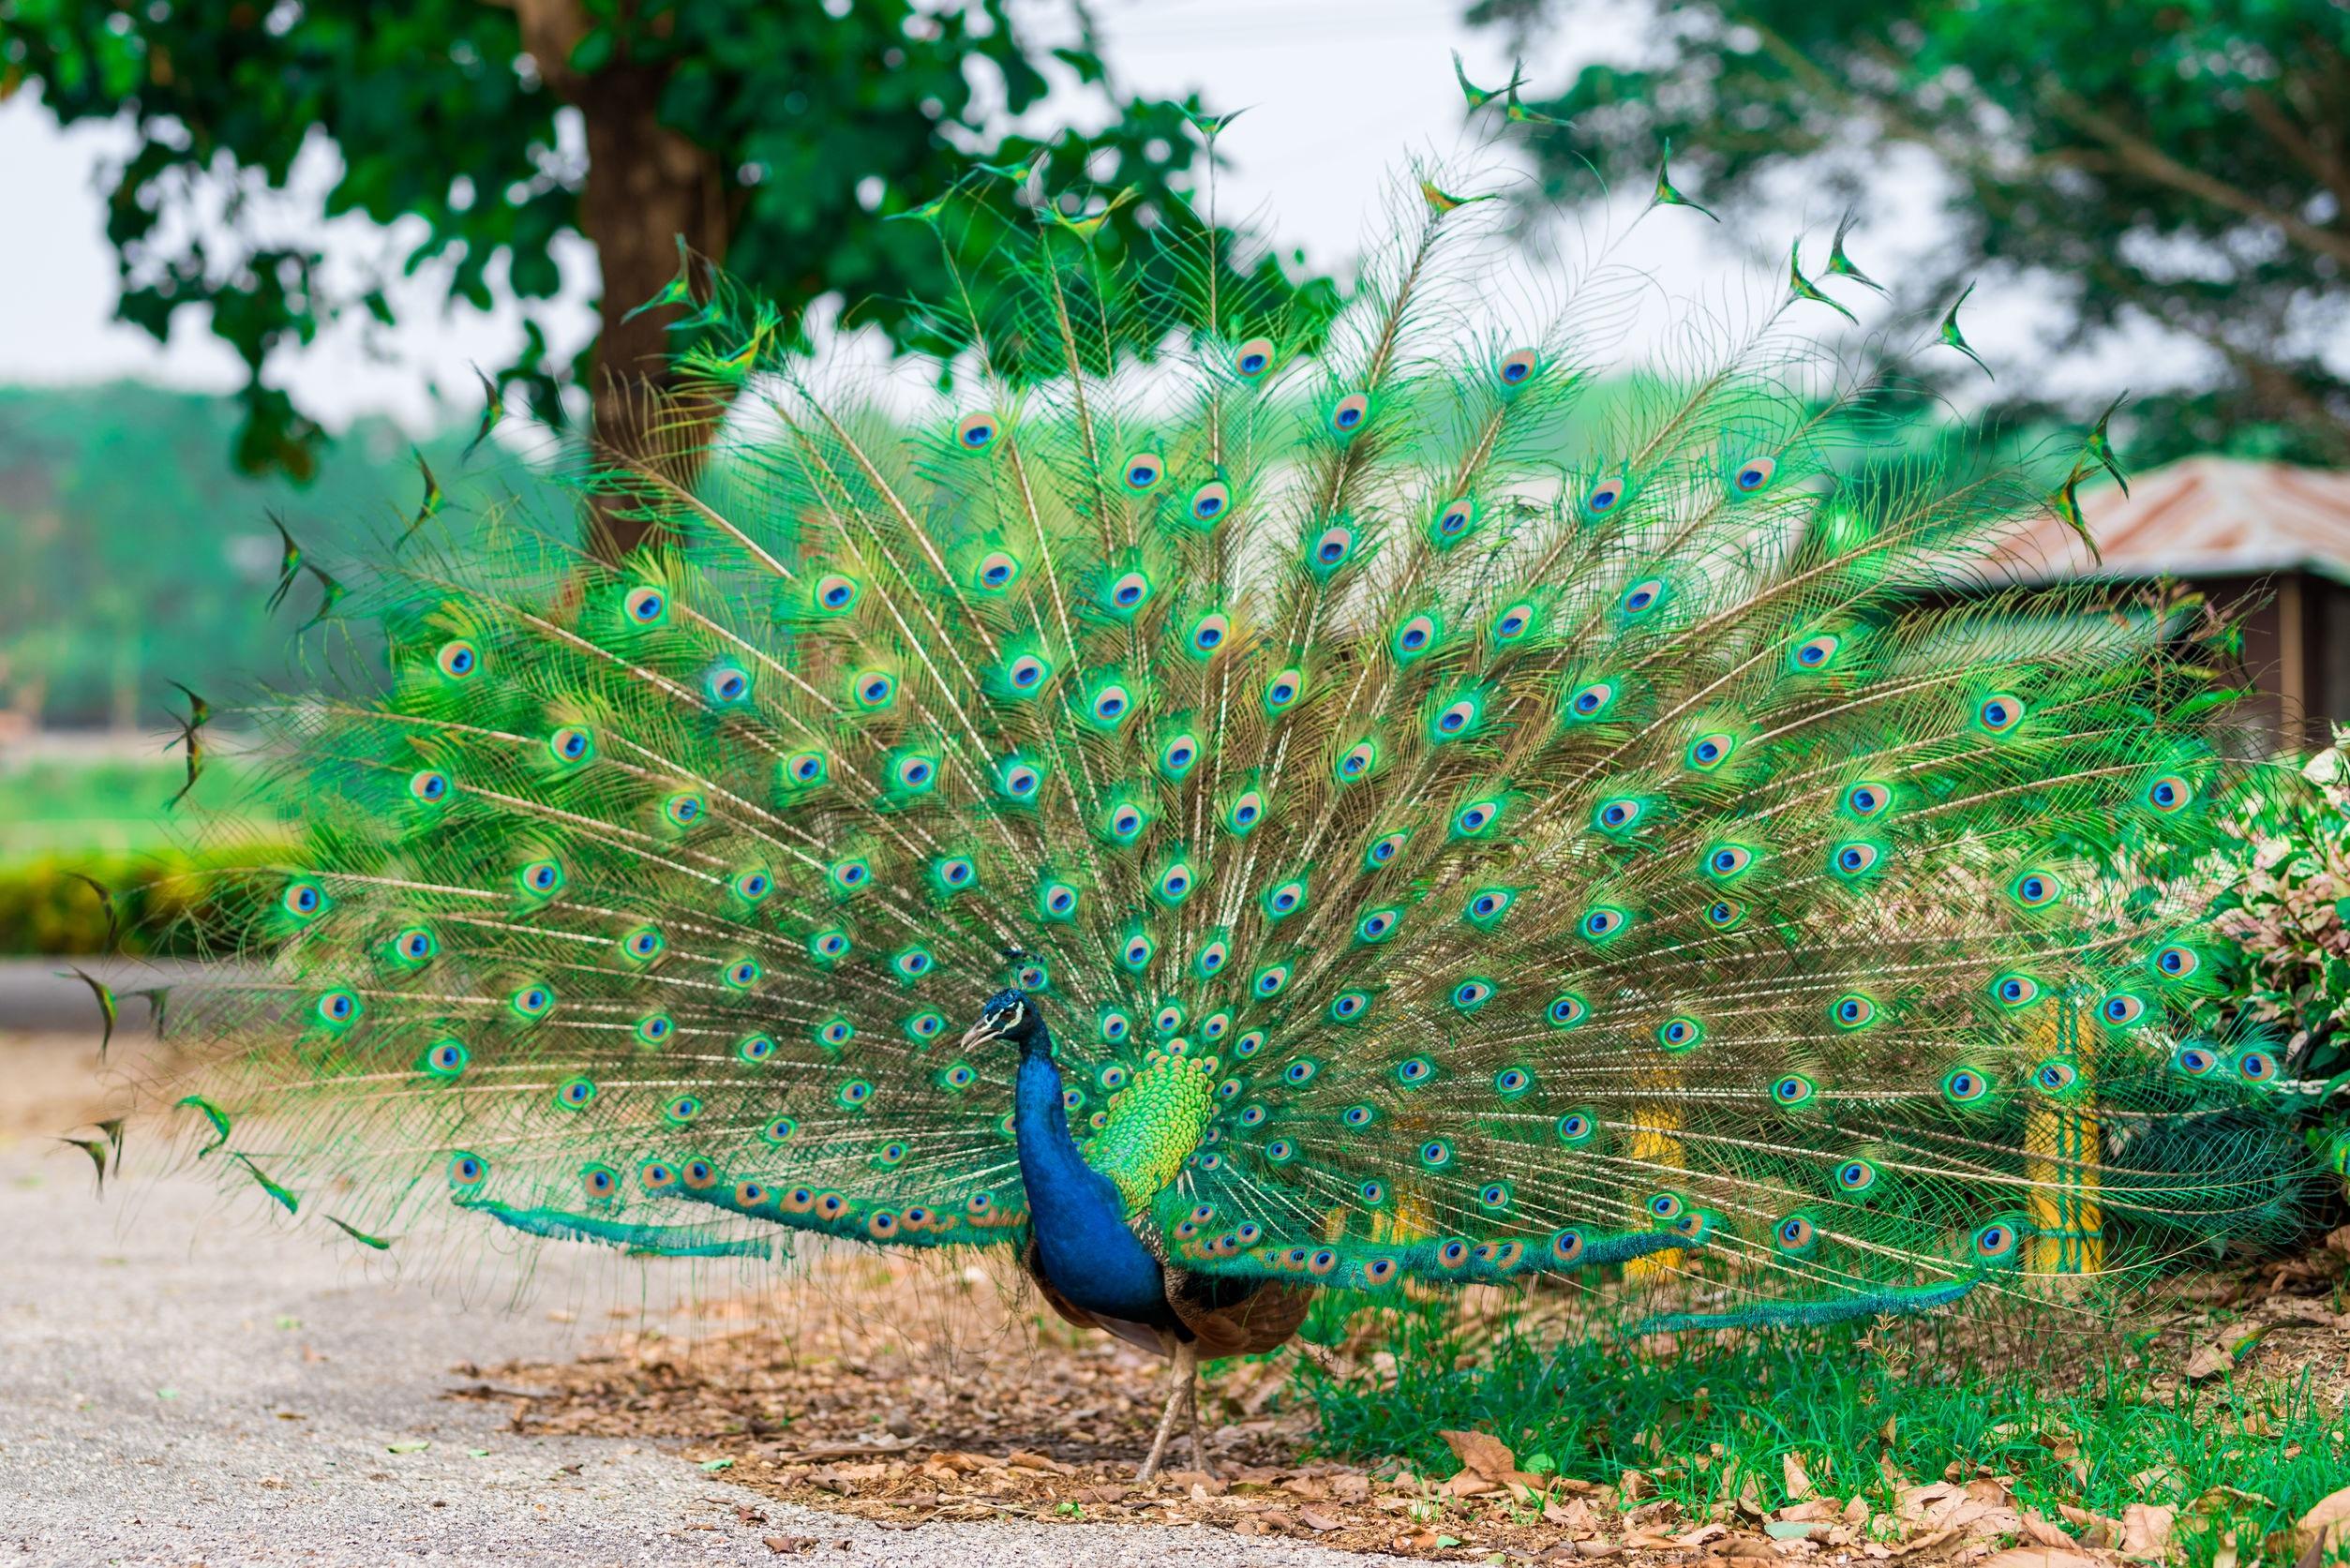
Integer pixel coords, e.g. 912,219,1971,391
90,119,2323,1482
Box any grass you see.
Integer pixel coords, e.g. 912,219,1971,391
1288,1289,2349,1565
0,755,297,952
0,754,289,865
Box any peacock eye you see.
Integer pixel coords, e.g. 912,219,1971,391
624,586,666,623
2101,993,2147,1026
816,573,860,610
1621,577,1665,615
1978,694,2024,733
2147,774,2193,813
2036,1058,2077,1092
1189,481,1231,523
1234,336,1275,379
551,725,594,763
1312,524,1356,568
1433,498,1474,540
1329,392,1370,433
1122,453,1163,490
1793,634,1839,669
436,640,479,679
1707,844,1752,876
1582,906,1626,939
1395,614,1438,657
1687,732,1735,769
1731,454,1778,492
1368,831,1407,866
1497,347,1538,385
1831,993,1877,1028
2012,869,2062,908
1834,841,1882,876
1584,478,1624,515
955,411,998,450
2176,1044,2217,1077
977,551,1021,590
2153,944,2199,979
1942,1066,1990,1103
409,769,450,803
1845,782,1888,816
1566,680,1617,719
2237,1048,2277,1082
1189,613,1229,653
1548,993,1588,1028
1109,572,1149,609
1357,908,1398,942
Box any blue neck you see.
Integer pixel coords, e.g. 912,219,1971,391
1012,1035,1172,1325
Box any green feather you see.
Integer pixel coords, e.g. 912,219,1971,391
117,131,2314,1346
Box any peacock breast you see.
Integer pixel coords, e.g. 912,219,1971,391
1080,1046,1220,1212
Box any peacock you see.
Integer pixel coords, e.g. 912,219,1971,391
80,108,2327,1484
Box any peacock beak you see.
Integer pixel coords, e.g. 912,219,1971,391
960,1019,1005,1050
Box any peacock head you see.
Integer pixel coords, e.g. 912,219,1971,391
961,988,1047,1056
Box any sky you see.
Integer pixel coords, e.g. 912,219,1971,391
0,0,2178,437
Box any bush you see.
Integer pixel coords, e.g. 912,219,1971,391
0,846,293,956
2207,733,2350,1048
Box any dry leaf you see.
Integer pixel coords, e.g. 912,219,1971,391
761,1538,816,1556
2184,1325,2270,1380
1298,1508,1341,1532
1783,1454,1817,1501
1978,1551,2099,1568
1440,1428,1517,1480
2120,1502,2175,1557
2019,1510,2074,1548
2294,1483,2350,1558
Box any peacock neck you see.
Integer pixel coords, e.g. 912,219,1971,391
1010,1034,1100,1222
1010,1026,1172,1324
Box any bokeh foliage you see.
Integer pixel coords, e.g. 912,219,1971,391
1469,0,2350,468
0,0,1297,484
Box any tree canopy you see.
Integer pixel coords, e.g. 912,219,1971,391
4,0,1295,511
1470,0,2350,467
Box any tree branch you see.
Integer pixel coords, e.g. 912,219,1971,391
2043,87,2350,269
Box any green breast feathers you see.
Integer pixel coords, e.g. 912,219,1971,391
1085,1049,1220,1213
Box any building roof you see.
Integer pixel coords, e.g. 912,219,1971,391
1991,455,2350,587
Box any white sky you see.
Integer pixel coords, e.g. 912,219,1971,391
0,0,2195,436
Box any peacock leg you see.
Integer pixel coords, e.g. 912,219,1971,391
1181,1361,1216,1478
1135,1337,1193,1484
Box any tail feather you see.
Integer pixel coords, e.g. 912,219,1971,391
116,147,2324,1322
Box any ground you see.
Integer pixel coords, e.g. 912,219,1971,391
3,987,2346,1567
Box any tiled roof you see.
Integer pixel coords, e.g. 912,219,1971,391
1990,456,2350,585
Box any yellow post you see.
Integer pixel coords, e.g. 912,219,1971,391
1625,1100,1685,1282
2026,999,2103,1275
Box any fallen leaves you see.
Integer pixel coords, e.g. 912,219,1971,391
2294,1482,2350,1560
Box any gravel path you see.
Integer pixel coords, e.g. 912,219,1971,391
0,1026,1406,1566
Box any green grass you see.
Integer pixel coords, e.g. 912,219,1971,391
0,756,297,952
1286,1292,2347,1565
0,756,287,865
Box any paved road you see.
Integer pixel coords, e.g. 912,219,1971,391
0,1028,1405,1566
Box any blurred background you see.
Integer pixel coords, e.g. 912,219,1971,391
3,0,2347,956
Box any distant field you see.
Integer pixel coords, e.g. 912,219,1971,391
0,754,289,864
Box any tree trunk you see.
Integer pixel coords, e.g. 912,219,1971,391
505,0,728,559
